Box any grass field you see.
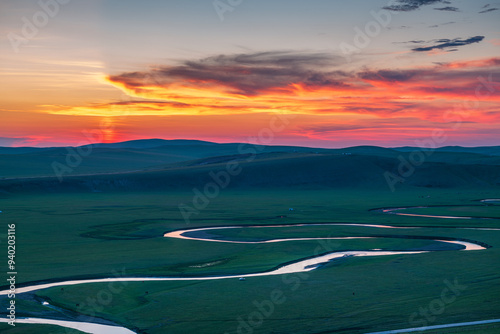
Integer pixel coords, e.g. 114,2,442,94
419,323,500,334
0,187,499,333
394,205,500,219
0,323,86,333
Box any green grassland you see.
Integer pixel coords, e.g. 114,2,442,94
0,323,86,333
396,205,500,219
0,141,332,179
36,241,500,333
419,323,500,334
3,149,500,195
0,189,499,283
0,187,499,333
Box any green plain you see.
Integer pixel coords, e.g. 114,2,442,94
0,188,499,333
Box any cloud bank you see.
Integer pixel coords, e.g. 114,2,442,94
35,51,498,127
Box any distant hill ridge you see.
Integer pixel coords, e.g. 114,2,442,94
0,139,499,191
2,138,498,154
87,139,218,149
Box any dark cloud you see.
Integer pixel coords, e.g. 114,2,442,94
479,8,498,13
110,54,500,95
396,40,426,44
108,100,191,108
343,102,420,114
93,99,264,113
387,25,412,30
428,21,456,28
107,52,500,120
434,6,460,11
383,0,448,12
109,51,350,96
410,36,484,52
302,118,433,133
356,59,500,89
359,69,420,82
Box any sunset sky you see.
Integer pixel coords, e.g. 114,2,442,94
1,0,499,148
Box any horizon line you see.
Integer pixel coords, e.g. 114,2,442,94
2,138,499,150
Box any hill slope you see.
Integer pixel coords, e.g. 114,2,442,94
1,152,499,194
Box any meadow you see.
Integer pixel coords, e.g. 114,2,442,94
1,187,499,333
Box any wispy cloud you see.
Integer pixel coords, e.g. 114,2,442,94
302,117,450,134
0,136,42,147
479,7,498,13
428,21,456,28
434,6,460,11
383,0,450,12
408,36,484,52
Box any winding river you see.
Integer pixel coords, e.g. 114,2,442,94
375,201,500,221
0,317,136,334
1,202,498,334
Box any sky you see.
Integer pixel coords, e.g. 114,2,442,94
0,0,499,148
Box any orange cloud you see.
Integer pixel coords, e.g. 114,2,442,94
28,52,499,148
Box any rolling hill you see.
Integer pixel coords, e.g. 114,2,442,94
0,151,499,194
0,139,499,194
